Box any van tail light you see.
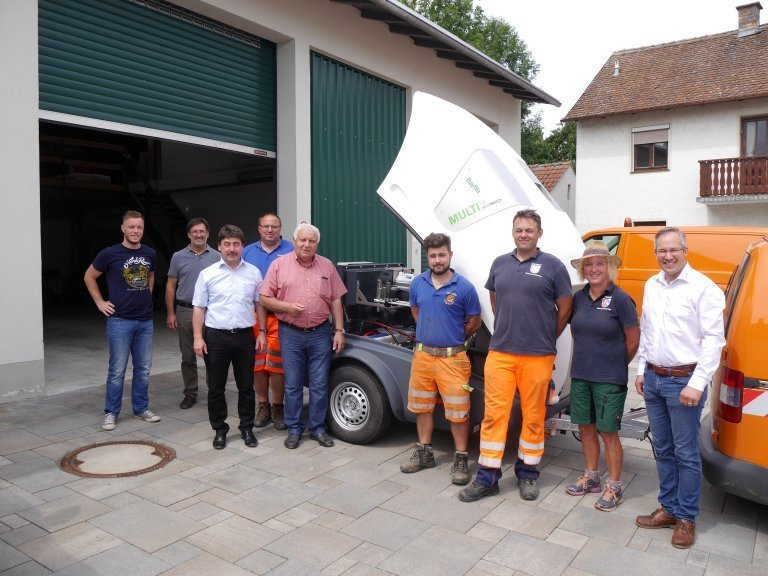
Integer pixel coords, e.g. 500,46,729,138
719,367,744,423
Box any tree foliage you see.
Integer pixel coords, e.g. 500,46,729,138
401,0,575,166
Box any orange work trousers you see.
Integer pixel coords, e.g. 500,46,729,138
477,351,555,469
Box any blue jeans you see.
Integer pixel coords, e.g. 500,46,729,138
643,368,707,521
105,317,153,416
279,322,332,436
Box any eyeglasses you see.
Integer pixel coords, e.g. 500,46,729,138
655,248,684,255
259,225,280,230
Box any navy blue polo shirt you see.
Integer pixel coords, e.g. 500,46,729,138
410,270,481,347
485,249,572,356
570,282,638,385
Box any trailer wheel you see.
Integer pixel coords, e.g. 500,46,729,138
327,365,392,445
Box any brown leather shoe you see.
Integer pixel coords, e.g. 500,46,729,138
635,507,676,529
671,519,695,548
272,403,286,430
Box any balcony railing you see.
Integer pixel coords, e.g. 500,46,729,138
699,156,768,197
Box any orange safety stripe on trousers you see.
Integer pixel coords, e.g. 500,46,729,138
478,351,555,468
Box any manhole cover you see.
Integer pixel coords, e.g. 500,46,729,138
60,440,176,478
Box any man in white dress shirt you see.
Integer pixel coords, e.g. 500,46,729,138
193,225,267,450
634,227,725,549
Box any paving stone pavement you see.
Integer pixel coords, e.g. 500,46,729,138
1,371,767,575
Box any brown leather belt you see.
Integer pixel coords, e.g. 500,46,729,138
417,343,465,358
648,362,697,377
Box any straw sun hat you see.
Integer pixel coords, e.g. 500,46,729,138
570,242,622,270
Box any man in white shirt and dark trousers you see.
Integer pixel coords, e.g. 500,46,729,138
634,227,725,549
193,225,267,450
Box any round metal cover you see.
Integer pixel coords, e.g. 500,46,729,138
59,440,176,478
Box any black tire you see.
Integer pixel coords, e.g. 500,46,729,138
327,365,392,445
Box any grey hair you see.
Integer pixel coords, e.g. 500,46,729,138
293,222,321,242
654,227,686,249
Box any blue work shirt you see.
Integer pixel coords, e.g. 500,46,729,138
570,282,638,385
485,249,572,356
242,238,294,278
410,269,481,347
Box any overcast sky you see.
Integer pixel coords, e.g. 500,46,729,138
476,0,749,134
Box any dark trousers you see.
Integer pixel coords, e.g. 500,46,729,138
203,327,256,433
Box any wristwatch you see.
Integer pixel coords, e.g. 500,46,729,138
334,328,345,334
259,328,268,333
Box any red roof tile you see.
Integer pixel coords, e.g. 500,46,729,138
563,25,768,122
529,162,572,191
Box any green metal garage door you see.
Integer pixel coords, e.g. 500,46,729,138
39,0,276,153
311,52,406,264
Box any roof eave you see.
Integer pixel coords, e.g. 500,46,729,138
330,0,560,106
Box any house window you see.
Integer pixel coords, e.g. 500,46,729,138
742,117,768,157
632,125,669,171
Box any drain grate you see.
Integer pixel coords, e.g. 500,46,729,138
60,440,176,478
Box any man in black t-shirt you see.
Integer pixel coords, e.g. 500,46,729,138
84,210,161,432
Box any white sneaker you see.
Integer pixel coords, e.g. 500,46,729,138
102,413,117,431
133,410,160,423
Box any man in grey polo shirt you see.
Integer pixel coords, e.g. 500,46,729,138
460,208,573,503
165,218,220,409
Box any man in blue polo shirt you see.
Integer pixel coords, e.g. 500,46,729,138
400,232,481,485
460,209,572,503
242,213,294,429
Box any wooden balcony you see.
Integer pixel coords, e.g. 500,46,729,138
699,156,768,202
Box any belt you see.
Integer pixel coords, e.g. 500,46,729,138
279,320,328,332
417,343,465,358
175,300,193,309
647,362,697,378
206,326,252,334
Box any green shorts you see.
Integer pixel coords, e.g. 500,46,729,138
569,378,627,433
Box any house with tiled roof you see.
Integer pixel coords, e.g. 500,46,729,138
563,2,768,232
530,162,576,222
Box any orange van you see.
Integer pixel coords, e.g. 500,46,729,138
699,236,768,505
582,227,768,315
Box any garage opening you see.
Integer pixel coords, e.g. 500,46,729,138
40,121,276,392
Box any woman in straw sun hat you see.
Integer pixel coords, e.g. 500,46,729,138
564,241,639,512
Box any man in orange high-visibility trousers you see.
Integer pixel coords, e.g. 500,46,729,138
399,233,481,485
459,209,572,502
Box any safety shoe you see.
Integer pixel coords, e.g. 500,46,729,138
254,402,271,428
134,410,160,423
451,451,471,485
458,480,500,502
101,412,117,431
671,519,696,549
635,507,676,529
595,482,623,512
518,478,539,501
400,444,436,473
272,403,286,430
565,472,602,496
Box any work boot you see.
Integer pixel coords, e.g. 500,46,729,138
272,403,286,430
400,444,436,473
518,478,539,501
254,402,271,428
451,451,471,485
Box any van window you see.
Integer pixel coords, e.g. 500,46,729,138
584,234,620,255
724,252,751,335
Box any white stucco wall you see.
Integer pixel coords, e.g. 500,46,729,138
549,166,576,224
0,0,44,393
574,98,768,234
2,0,535,379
